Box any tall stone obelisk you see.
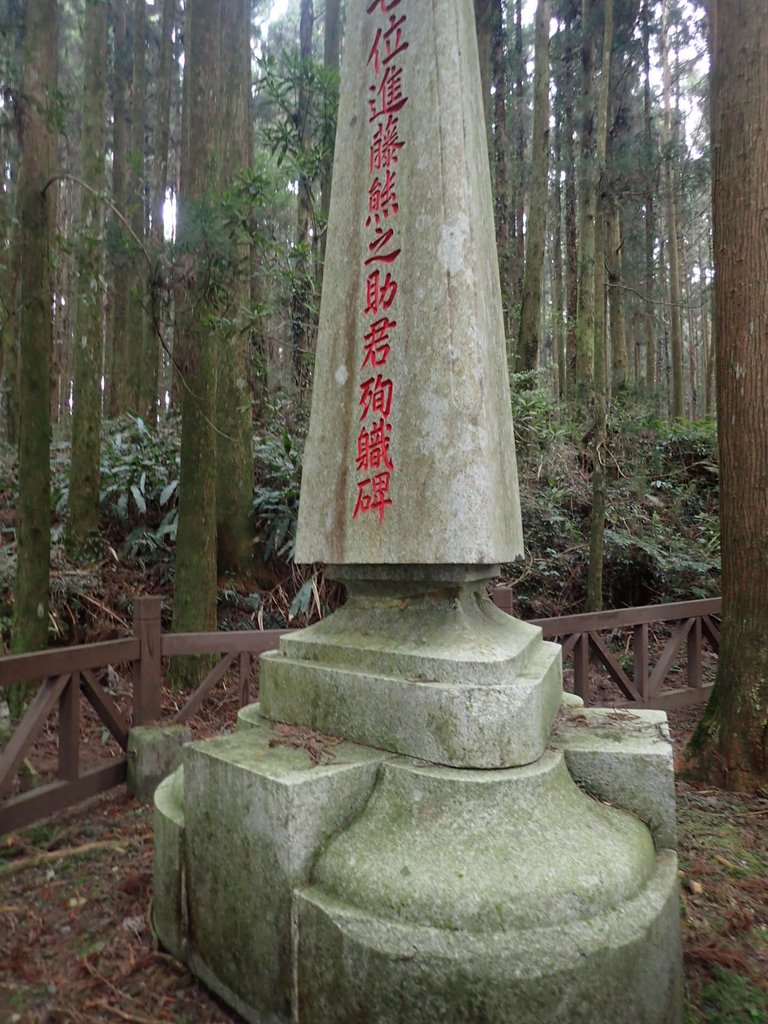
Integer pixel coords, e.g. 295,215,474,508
153,2,684,1021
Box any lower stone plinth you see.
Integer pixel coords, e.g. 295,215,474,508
297,855,681,1024
153,708,683,1024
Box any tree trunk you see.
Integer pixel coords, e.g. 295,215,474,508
573,0,598,398
127,0,148,415
586,202,607,612
170,0,221,688
12,0,59,653
551,79,566,400
318,0,341,273
67,0,108,556
561,15,579,392
2,199,20,445
108,0,131,416
216,0,254,577
584,0,613,613
474,0,493,132
143,0,176,423
606,198,627,391
490,0,512,346
661,0,684,419
642,0,656,396
291,0,315,391
511,0,525,320
517,0,550,374
684,0,768,790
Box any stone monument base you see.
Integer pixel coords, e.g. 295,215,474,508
154,699,683,1024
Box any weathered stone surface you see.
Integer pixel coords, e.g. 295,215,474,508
296,749,682,1024
181,713,388,1023
260,572,562,768
295,0,521,565
127,724,192,803
153,766,186,961
311,752,657,931
553,705,678,850
297,855,682,1024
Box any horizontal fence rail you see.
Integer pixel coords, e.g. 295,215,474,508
528,597,721,710
1,593,722,835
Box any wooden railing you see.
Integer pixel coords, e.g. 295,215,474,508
497,593,720,710
1,593,721,835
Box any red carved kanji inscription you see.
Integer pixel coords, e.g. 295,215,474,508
354,1,410,524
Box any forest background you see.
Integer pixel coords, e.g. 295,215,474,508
0,0,765,788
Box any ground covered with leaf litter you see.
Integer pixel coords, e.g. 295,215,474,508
1,704,766,1024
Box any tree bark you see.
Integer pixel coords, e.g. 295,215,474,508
318,0,341,272
12,0,59,653
291,0,315,391
108,0,131,416
127,0,148,415
67,0,108,555
490,0,512,346
642,0,656,396
517,0,551,374
143,0,176,423
606,198,627,391
584,0,613,613
685,0,768,790
170,0,221,688
474,0,493,133
661,0,685,419
216,0,254,577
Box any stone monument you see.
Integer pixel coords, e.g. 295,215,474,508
153,2,684,1020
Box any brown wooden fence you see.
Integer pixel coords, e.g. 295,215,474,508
0,593,721,835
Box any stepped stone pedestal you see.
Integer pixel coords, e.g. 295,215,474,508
153,1,683,1020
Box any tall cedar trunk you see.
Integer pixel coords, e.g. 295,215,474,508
144,0,176,423
3,198,20,445
686,268,698,419
108,0,131,416
586,203,607,610
606,198,627,390
685,0,768,790
661,0,684,418
703,230,715,414
318,0,341,273
574,0,598,397
127,0,148,415
561,14,579,392
517,0,550,373
474,0,493,132
511,0,525,318
551,76,566,399
491,0,512,344
170,0,221,688
216,0,254,576
169,3,186,414
67,0,108,555
12,0,58,653
584,0,612,614
642,0,656,394
291,0,314,391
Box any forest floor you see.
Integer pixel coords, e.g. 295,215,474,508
0,701,767,1024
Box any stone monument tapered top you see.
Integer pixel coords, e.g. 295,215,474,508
295,0,523,565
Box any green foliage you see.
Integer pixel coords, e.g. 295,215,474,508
511,371,568,455
686,967,768,1024
251,425,303,563
55,415,181,565
258,50,339,194
505,386,721,617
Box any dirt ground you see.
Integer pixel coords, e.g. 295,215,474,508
1,702,767,1024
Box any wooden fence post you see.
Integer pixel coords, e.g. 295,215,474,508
132,597,163,725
